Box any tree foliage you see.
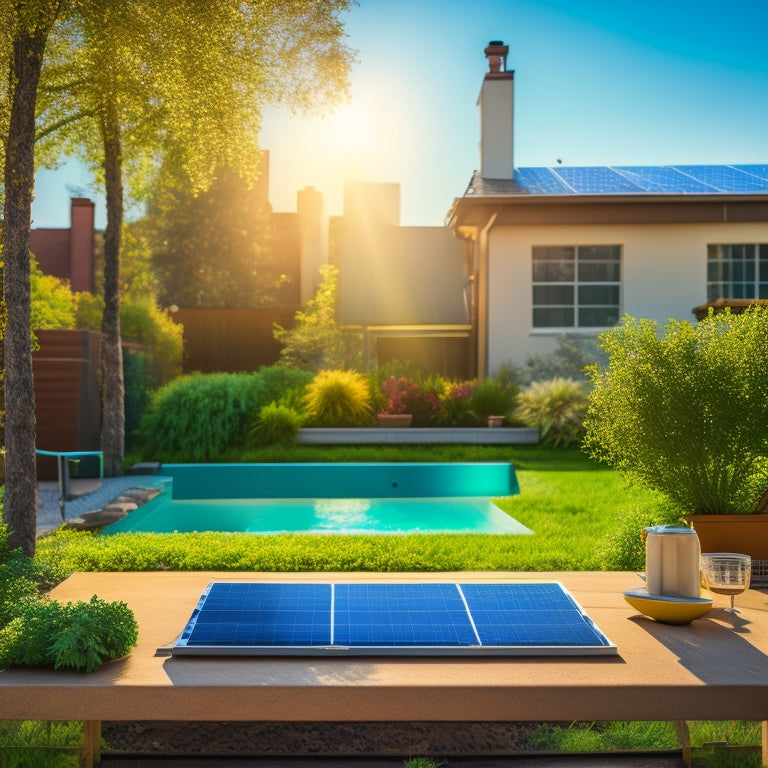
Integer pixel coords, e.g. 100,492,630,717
148,163,281,308
583,309,768,515
274,264,362,371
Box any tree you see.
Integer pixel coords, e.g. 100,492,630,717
38,0,355,476
274,264,362,371
1,1,64,554
148,163,280,309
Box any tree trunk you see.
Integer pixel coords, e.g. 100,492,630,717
2,26,50,556
99,99,125,477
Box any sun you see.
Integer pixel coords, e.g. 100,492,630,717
318,103,374,167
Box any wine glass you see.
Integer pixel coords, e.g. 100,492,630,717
700,553,751,612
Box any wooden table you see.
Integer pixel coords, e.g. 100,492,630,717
1,571,766,766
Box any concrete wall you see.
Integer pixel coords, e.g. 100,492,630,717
337,183,467,326
485,220,768,372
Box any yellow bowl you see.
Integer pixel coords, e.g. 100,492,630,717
623,588,713,625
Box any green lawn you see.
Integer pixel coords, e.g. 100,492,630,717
35,446,672,575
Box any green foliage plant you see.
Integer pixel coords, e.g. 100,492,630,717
274,265,363,371
256,365,314,406
250,403,304,447
515,377,588,447
469,378,518,422
583,309,768,515
137,372,262,460
304,369,373,427
435,381,478,427
0,596,138,673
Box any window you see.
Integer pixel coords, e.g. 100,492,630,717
707,244,768,301
532,245,621,329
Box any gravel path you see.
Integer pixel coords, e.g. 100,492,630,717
36,475,164,536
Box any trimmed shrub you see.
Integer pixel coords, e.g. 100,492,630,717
583,309,768,515
137,372,262,460
304,369,373,427
256,365,313,406
250,403,304,447
515,377,588,447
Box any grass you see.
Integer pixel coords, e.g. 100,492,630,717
35,446,666,574
22,445,761,762
529,720,763,767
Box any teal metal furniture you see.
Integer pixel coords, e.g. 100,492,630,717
36,449,104,521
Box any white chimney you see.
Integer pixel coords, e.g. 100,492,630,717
478,41,514,180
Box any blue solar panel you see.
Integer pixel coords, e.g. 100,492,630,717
507,164,768,197
334,583,478,646
173,582,616,656
514,167,572,194
553,167,641,194
461,583,609,647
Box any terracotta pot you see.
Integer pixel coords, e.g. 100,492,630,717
686,513,768,559
376,413,413,428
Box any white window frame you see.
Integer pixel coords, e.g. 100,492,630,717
531,245,621,331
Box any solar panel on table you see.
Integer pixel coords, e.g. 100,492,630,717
173,582,616,656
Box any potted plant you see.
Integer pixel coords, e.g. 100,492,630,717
582,307,768,563
377,375,412,427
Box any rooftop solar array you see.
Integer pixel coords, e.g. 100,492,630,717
470,165,768,197
172,581,616,657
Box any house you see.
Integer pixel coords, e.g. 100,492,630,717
334,181,471,377
30,197,96,292
448,41,768,377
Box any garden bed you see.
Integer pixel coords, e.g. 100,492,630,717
297,427,539,445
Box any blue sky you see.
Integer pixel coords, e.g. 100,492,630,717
32,0,768,230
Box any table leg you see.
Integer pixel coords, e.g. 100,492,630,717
762,720,767,768
674,720,692,768
78,720,101,768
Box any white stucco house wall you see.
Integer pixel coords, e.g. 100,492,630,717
448,42,768,377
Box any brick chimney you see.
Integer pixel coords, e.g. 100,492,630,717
69,198,95,292
478,41,514,180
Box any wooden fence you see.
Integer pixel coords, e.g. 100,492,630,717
172,308,296,374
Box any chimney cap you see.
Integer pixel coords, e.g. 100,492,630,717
484,41,509,74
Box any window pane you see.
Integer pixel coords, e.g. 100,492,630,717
533,246,575,262
579,307,619,327
533,262,574,282
579,285,620,305
708,245,727,261
759,245,768,261
708,262,726,281
533,307,574,328
759,284,768,299
533,285,573,305
578,245,620,261
579,262,621,282
707,284,724,301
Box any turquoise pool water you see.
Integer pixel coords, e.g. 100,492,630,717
103,462,529,535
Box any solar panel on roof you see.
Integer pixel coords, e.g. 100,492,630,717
173,582,616,657
507,164,768,197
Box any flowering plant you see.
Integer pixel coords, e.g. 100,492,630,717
381,375,408,414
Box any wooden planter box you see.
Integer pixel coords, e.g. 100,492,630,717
686,513,768,559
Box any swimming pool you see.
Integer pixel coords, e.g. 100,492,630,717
103,462,530,535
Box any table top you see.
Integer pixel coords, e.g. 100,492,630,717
1,571,766,722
